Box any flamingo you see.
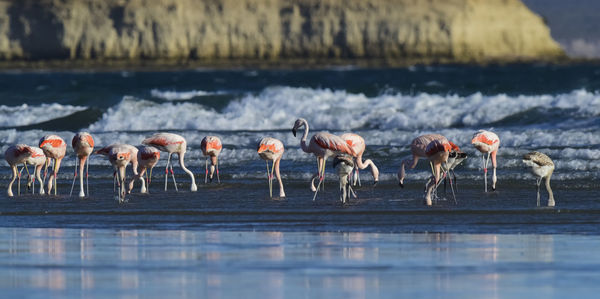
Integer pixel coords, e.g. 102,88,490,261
143,133,197,191
39,135,67,195
128,145,161,194
523,151,555,207
4,144,34,197
423,138,452,206
257,137,285,198
397,134,447,188
25,147,46,195
70,132,94,197
333,155,356,204
96,144,135,202
339,133,379,186
201,136,222,184
96,144,142,194
291,118,355,201
472,130,500,192
443,142,468,193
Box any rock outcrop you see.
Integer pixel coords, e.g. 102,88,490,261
0,0,564,63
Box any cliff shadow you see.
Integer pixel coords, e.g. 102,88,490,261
8,1,68,60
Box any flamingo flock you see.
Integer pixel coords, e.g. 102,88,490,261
3,118,555,207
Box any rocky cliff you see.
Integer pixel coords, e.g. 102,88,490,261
0,0,564,64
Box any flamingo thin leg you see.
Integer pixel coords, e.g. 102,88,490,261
165,153,172,191
70,158,78,196
170,162,178,192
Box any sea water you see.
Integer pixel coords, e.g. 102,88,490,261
0,64,600,297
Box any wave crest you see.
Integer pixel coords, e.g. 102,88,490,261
88,88,600,132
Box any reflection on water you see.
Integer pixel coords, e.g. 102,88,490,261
0,228,599,298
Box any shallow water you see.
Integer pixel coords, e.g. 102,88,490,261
2,228,600,298
1,65,600,297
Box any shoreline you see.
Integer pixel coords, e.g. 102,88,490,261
0,57,592,72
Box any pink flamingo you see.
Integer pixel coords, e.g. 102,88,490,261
397,134,447,188
472,130,500,192
423,138,452,206
292,118,355,200
4,144,34,197
340,133,379,186
25,147,46,195
96,144,135,202
201,136,222,184
257,137,285,198
128,145,161,194
143,133,197,191
70,132,94,197
39,135,67,195
96,144,142,194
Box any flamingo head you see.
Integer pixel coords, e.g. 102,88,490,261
292,118,307,137
397,168,404,188
109,150,131,165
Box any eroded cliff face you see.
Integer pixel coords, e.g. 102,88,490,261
0,0,564,62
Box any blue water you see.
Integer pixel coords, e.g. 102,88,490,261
1,64,600,297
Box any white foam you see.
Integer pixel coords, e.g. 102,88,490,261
89,87,600,133
0,103,87,127
150,89,224,101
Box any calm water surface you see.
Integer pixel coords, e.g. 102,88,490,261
2,228,600,298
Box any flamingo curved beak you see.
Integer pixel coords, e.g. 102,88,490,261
373,180,378,187
398,182,404,188
292,128,297,137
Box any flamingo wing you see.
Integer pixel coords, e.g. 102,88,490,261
314,133,355,156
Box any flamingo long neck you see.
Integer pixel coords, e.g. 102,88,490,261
359,158,379,181
179,153,196,185
545,175,554,201
274,158,285,197
300,121,310,153
355,154,366,169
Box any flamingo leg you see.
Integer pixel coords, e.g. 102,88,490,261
536,177,542,207
31,166,35,194
448,172,457,204
113,168,119,201
23,162,31,193
165,153,172,191
356,168,361,187
216,161,220,184
451,169,458,193
482,154,487,192
18,166,22,196
312,158,326,201
204,157,208,184
148,167,153,191
85,157,89,197
70,158,78,196
266,161,272,198
53,158,60,196
42,158,49,187
170,162,178,192
119,166,126,202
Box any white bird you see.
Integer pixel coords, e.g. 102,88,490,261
522,151,555,207
333,155,356,204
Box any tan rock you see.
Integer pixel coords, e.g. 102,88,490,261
0,0,564,63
